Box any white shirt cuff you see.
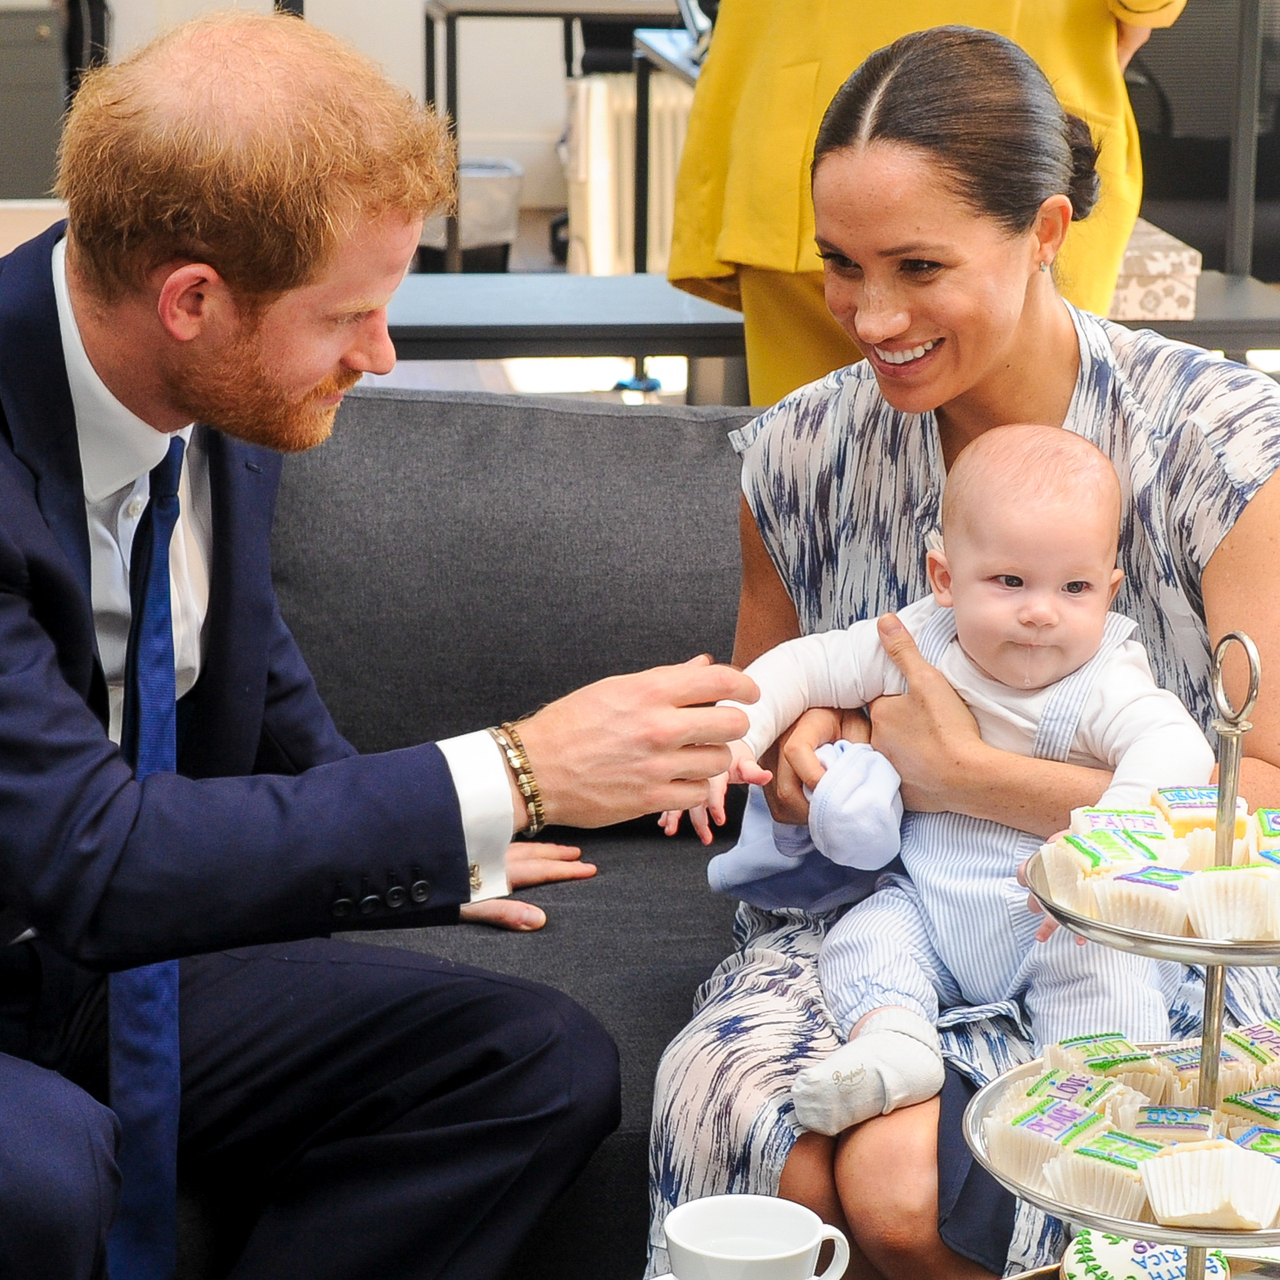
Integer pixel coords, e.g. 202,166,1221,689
435,730,513,903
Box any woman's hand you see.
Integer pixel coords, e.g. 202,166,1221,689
866,614,986,812
458,841,596,931
764,707,870,823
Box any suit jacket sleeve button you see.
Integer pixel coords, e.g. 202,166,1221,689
358,893,381,915
385,885,407,909
410,879,431,904
331,897,355,919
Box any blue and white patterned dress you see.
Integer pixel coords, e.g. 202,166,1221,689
647,305,1280,1276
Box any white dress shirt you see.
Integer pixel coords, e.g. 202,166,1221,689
51,238,512,901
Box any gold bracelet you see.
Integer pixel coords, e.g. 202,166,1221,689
490,722,546,836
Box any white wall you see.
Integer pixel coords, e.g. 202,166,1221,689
111,0,272,61
451,16,567,206
304,0,424,123
106,0,569,206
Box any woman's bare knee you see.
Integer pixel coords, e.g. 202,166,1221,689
837,1102,937,1248
779,1131,848,1232
833,1101,995,1279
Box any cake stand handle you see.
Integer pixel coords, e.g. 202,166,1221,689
1197,964,1227,1109
1210,630,1260,870
1186,1245,1208,1280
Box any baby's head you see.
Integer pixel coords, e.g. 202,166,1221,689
928,424,1123,690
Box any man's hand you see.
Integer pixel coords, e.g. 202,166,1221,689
459,841,596,931
867,614,986,814
765,707,869,823
515,655,757,829
1117,20,1152,72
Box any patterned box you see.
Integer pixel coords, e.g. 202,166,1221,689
1107,218,1202,322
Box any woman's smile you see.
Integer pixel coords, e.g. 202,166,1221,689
866,337,945,377
870,337,942,365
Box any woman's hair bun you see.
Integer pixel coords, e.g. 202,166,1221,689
1064,112,1100,221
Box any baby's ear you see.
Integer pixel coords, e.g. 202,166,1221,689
926,548,953,606
1107,567,1124,604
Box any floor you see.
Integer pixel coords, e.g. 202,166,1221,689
366,209,691,404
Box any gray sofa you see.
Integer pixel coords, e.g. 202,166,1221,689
180,387,758,1279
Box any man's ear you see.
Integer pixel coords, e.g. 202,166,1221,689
1108,567,1124,605
926,547,954,606
155,263,232,343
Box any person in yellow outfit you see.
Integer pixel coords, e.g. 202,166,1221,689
669,0,1185,404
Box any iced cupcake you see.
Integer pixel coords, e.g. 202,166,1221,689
1042,1130,1162,1219
994,1068,1145,1124
1153,786,1248,839
1236,1125,1280,1163
1153,787,1249,869
1112,1104,1223,1145
1070,807,1173,839
1222,1085,1280,1134
1045,1035,1171,1098
1152,1042,1255,1107
983,1097,1109,1194
1225,1023,1280,1088
1092,866,1194,935
1252,809,1280,859
1040,833,1163,917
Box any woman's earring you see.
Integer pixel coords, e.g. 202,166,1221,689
1039,261,1049,273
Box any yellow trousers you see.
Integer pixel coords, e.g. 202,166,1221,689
739,267,861,407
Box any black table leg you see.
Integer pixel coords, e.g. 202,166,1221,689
426,14,436,109
445,13,463,273
1227,0,1262,278
633,50,651,275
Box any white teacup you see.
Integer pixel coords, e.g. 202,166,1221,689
661,1194,850,1280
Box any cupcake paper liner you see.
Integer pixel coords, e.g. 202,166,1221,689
1092,874,1190,935
1043,1149,1149,1219
1183,826,1250,871
1140,1140,1280,1229
1184,867,1280,940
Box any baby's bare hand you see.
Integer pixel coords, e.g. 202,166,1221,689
1020,834,1084,944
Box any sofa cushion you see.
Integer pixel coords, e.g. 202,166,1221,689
272,388,756,748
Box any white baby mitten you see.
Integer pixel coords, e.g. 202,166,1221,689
790,1007,945,1136
806,741,903,870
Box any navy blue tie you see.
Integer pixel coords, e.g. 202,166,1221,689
108,435,185,1280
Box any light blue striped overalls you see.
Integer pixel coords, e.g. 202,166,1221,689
820,605,1176,1051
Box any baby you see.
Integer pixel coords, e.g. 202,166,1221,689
666,424,1213,1136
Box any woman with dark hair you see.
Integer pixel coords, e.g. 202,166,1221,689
649,27,1280,1279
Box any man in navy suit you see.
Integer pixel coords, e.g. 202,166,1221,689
0,12,754,1280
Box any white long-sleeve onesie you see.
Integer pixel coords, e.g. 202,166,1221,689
726,596,1214,1047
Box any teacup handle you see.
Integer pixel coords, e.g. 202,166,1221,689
814,1226,850,1280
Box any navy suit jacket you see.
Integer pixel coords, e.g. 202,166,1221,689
0,224,469,990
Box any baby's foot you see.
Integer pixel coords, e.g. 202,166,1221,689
791,1007,945,1136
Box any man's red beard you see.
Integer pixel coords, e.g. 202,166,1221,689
165,322,363,454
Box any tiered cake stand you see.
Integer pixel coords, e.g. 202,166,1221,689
963,633,1274,1280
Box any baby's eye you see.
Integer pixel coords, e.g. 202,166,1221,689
997,575,1023,588
1063,581,1089,595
